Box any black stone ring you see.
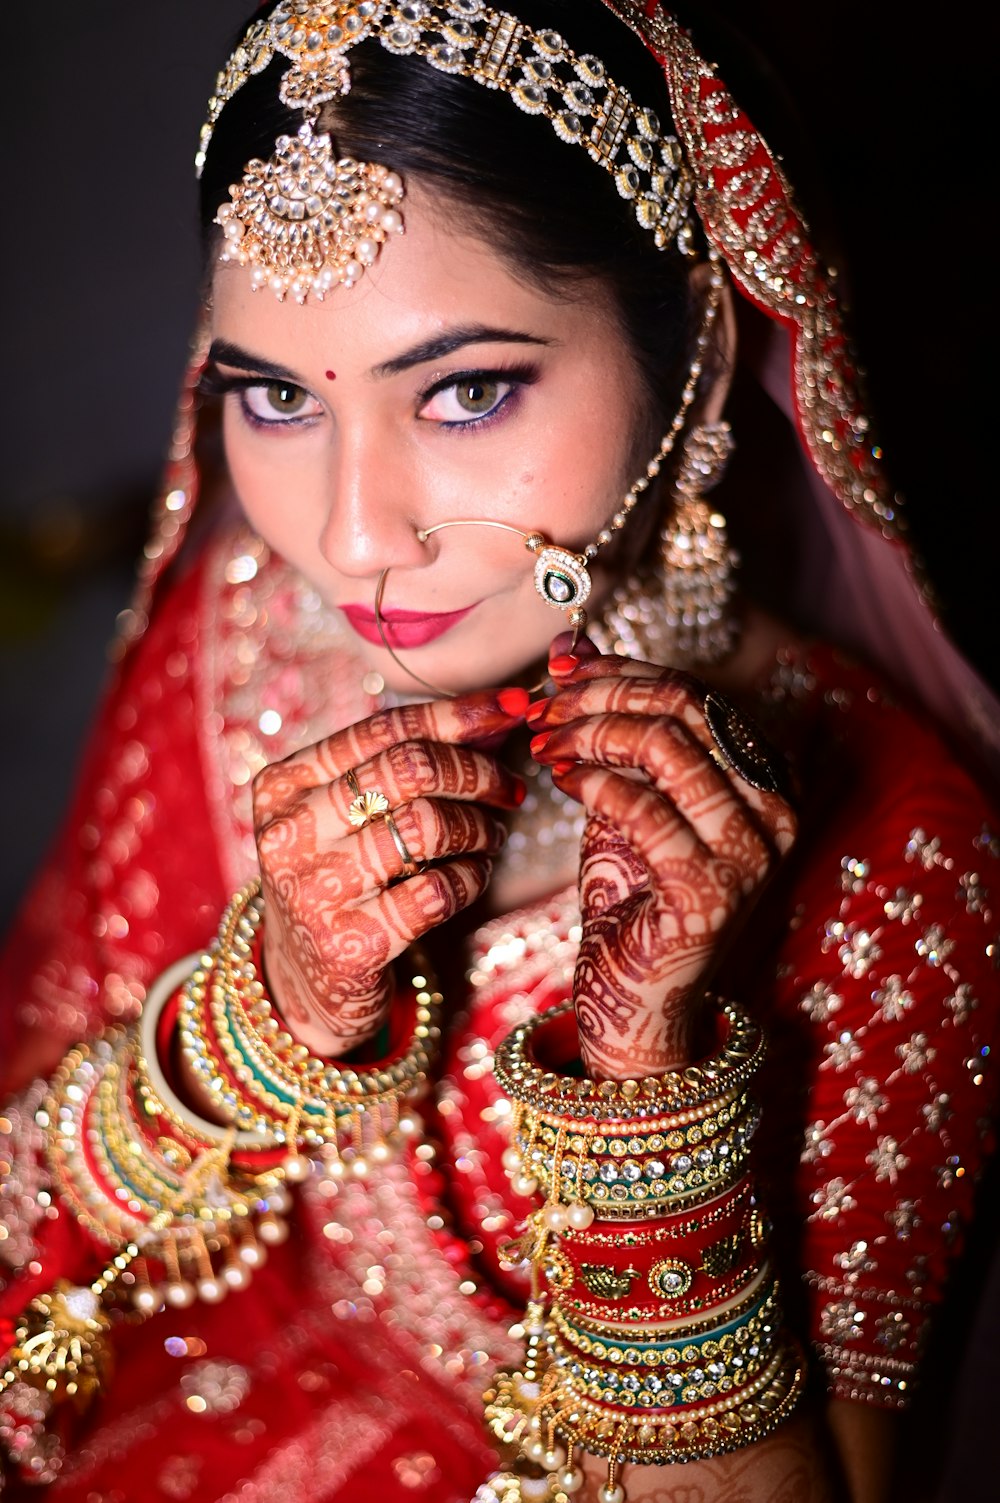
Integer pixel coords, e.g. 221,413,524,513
703,690,792,800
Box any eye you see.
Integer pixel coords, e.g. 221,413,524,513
419,373,518,427
453,378,503,417
241,381,321,424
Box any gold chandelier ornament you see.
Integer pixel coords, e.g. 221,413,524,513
199,0,695,303
210,3,405,302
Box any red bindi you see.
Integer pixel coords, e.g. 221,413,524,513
325,370,336,381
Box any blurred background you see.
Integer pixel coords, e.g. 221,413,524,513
0,5,995,1498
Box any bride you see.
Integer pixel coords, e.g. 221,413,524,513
2,5,997,1500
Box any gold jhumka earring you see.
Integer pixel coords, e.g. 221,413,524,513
590,419,738,671
657,419,737,664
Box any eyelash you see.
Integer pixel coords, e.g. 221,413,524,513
198,370,319,433
417,364,538,432
198,362,539,434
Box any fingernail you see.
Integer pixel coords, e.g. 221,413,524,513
551,759,575,777
525,699,548,724
497,687,531,717
530,731,552,757
549,654,578,675
512,778,527,806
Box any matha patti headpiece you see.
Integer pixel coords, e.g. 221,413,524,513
200,0,696,303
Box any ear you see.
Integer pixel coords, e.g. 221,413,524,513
689,262,737,425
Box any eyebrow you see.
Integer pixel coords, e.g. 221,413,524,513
208,324,554,386
208,340,300,382
369,324,554,378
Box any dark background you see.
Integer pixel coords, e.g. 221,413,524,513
0,6,996,1496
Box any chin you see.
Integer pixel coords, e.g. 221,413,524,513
380,643,546,699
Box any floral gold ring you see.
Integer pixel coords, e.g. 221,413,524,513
345,768,391,828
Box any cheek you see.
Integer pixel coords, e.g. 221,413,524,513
515,413,638,544
222,406,257,505
222,408,298,544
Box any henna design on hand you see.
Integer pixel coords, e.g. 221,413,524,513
252,692,526,1056
532,655,797,1080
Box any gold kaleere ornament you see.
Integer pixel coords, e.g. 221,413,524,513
8,1282,112,1406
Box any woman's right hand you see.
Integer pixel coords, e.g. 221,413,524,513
251,688,528,1056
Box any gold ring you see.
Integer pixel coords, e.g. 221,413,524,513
345,769,391,828
383,809,422,878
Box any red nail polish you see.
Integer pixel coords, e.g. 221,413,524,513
497,687,531,717
551,759,576,777
512,779,527,806
549,654,578,675
530,731,552,756
525,699,548,724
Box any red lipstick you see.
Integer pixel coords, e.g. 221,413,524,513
341,602,478,649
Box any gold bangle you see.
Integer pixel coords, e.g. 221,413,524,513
178,881,442,1150
494,996,766,1122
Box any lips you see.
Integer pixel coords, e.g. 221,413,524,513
340,602,478,649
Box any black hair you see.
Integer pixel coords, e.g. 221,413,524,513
199,0,705,439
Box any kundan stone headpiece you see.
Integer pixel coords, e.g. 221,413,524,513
199,0,696,302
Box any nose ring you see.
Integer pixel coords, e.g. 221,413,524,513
374,519,590,698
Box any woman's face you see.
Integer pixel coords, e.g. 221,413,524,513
209,182,653,694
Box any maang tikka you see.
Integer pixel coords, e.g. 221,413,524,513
209,4,405,302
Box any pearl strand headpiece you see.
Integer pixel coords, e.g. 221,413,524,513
199,0,696,302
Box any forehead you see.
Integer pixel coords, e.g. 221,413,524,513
209,182,623,375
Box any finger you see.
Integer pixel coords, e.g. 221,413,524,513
530,671,704,736
552,763,753,921
359,799,507,890
375,854,494,942
548,628,601,663
254,687,529,808
259,791,505,905
284,741,523,841
359,741,525,816
535,712,777,868
548,640,667,680
531,683,796,848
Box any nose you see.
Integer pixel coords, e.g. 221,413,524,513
318,423,429,579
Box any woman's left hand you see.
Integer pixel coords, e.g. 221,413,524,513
527,639,797,1080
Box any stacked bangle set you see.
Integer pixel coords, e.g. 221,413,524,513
484,1000,804,1502
5,882,803,1498
3,881,439,1414
176,880,440,1163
